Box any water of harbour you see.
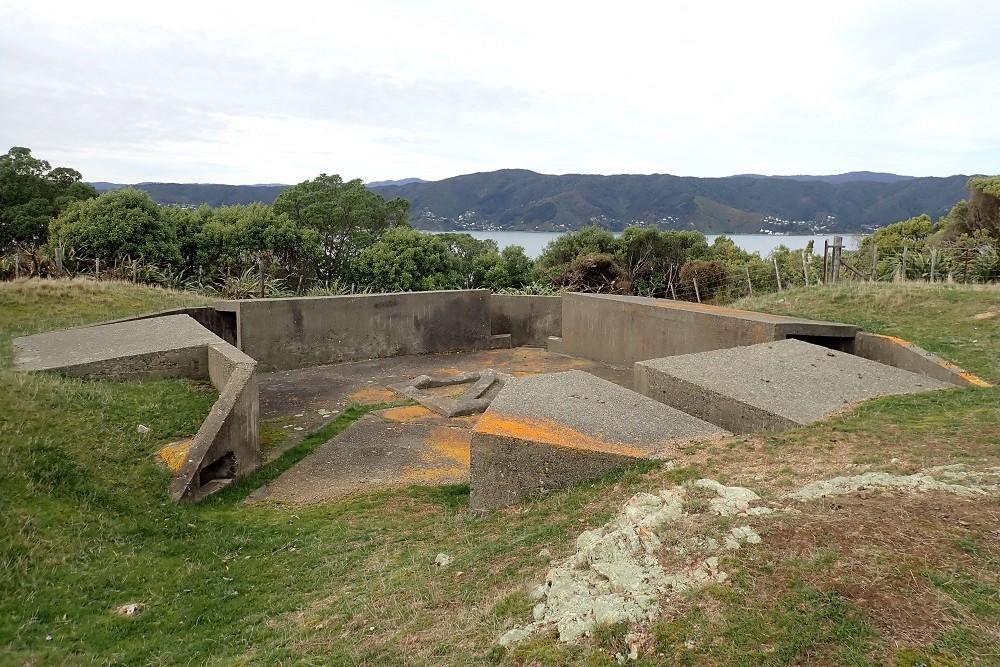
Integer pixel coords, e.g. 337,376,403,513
434,230,863,259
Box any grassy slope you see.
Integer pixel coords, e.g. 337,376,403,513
1,280,998,666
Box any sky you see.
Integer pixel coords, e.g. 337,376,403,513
2,0,998,184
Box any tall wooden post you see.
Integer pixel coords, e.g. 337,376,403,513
831,236,843,284
258,258,265,298
692,277,701,303
930,249,937,283
745,264,753,297
773,257,783,291
871,244,878,282
801,251,809,287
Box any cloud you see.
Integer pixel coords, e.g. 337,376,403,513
2,1,999,182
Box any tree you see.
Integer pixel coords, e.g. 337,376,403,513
350,227,463,292
472,245,534,290
860,214,934,255
194,203,324,282
272,174,410,280
0,147,97,248
435,232,498,287
48,188,181,266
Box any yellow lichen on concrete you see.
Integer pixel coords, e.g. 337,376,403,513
400,427,471,484
425,426,471,467
348,387,400,404
382,405,438,423
476,412,653,459
158,438,193,473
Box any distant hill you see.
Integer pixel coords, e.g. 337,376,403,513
88,182,290,206
735,171,915,185
370,170,968,234
87,170,969,233
366,177,427,187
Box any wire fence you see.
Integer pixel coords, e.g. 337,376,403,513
634,236,1000,305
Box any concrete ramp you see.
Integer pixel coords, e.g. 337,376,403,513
470,370,727,511
13,315,260,503
14,314,221,379
634,339,952,434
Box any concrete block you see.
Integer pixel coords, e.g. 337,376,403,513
635,339,952,434
470,370,727,511
560,293,860,367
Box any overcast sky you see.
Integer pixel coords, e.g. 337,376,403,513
2,1,998,184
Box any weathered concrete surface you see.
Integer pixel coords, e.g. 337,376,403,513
216,290,492,371
849,331,992,387
491,294,562,347
470,370,727,511
246,413,471,504
635,339,952,434
170,342,261,503
13,314,221,379
559,293,861,367
90,307,238,346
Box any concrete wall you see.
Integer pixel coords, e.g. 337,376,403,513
490,294,562,347
557,293,860,367
170,342,260,504
217,290,492,371
849,332,991,388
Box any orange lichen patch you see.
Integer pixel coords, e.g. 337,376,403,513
424,426,471,467
381,405,437,423
158,438,193,473
347,386,400,404
476,412,653,459
958,372,992,388
399,427,471,484
873,333,913,347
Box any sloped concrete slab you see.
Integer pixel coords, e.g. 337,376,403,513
13,314,222,380
635,339,953,434
246,413,470,504
470,370,727,511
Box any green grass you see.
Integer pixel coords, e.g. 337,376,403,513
2,279,1000,665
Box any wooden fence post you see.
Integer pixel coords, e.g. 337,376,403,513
95,258,100,280
831,236,842,284
801,251,809,286
930,249,937,283
692,277,701,303
258,258,265,298
745,264,753,297
773,257,782,291
901,247,908,282
871,244,878,282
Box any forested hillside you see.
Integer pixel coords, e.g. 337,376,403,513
371,170,969,234
89,171,968,234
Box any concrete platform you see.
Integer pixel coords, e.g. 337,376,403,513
246,411,471,504
13,314,223,379
634,339,953,434
470,370,728,511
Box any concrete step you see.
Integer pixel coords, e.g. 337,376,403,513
489,333,512,349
